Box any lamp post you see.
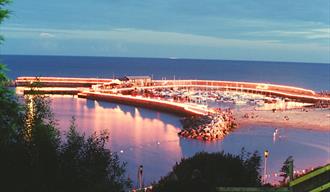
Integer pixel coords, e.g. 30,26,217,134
137,165,144,189
264,150,269,184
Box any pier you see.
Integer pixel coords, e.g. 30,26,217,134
14,76,330,141
15,76,330,104
78,91,209,116
15,76,114,87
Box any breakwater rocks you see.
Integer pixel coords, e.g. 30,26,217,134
178,109,236,141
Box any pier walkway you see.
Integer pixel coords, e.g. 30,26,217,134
110,80,329,103
15,76,330,116
78,91,210,116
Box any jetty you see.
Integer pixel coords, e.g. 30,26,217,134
179,108,236,141
78,91,209,116
14,76,330,141
15,76,330,104
15,76,330,114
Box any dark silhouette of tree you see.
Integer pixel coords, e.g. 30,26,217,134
0,0,22,147
0,4,132,188
59,117,131,192
152,150,262,192
0,77,131,192
280,156,294,185
0,75,131,192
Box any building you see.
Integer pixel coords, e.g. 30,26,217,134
123,76,152,86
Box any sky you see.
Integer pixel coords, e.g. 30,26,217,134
0,0,329,63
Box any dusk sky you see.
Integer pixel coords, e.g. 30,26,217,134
1,0,329,63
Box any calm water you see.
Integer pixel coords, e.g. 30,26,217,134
50,96,329,185
2,55,330,91
3,55,330,185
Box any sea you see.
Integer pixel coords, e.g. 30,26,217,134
1,55,330,186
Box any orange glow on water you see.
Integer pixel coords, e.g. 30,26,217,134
49,95,330,185
51,96,183,162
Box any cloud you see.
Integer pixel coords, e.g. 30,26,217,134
3,26,327,50
2,26,329,64
307,29,330,39
248,28,330,40
39,32,55,38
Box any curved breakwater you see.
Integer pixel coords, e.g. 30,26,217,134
15,77,330,104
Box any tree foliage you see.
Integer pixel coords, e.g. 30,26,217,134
0,2,131,191
280,156,294,184
0,71,131,191
0,64,23,145
0,0,10,42
152,149,262,192
59,118,131,192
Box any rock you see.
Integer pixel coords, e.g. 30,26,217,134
178,108,237,141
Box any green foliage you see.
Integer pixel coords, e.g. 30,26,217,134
0,0,11,43
59,117,131,192
153,149,262,192
0,64,23,145
0,1,130,190
280,156,294,184
0,74,131,191
0,0,11,24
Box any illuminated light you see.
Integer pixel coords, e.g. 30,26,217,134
120,150,124,153
85,92,209,116
112,83,328,101
264,150,269,158
17,77,318,96
256,84,269,90
153,79,316,95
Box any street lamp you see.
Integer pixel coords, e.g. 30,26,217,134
137,165,144,189
264,150,269,184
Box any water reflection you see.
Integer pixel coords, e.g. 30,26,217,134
50,96,329,185
51,96,183,184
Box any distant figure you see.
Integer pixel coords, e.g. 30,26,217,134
273,128,279,143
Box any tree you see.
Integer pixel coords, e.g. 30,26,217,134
0,0,22,147
152,150,262,192
0,64,24,144
0,0,10,42
0,2,29,186
0,3,131,187
280,156,294,184
0,75,131,191
59,117,131,192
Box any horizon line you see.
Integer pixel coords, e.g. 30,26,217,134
1,53,329,65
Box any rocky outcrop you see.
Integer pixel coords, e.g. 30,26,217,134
178,109,236,141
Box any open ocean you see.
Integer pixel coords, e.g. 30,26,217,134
1,55,330,91
1,55,330,186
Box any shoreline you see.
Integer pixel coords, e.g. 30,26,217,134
234,108,330,131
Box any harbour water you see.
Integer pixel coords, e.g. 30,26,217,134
2,55,330,185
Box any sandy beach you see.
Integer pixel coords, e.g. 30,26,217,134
235,108,330,131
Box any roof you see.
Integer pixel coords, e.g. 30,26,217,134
125,76,151,80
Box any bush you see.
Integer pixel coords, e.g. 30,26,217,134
0,67,131,191
153,150,262,192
